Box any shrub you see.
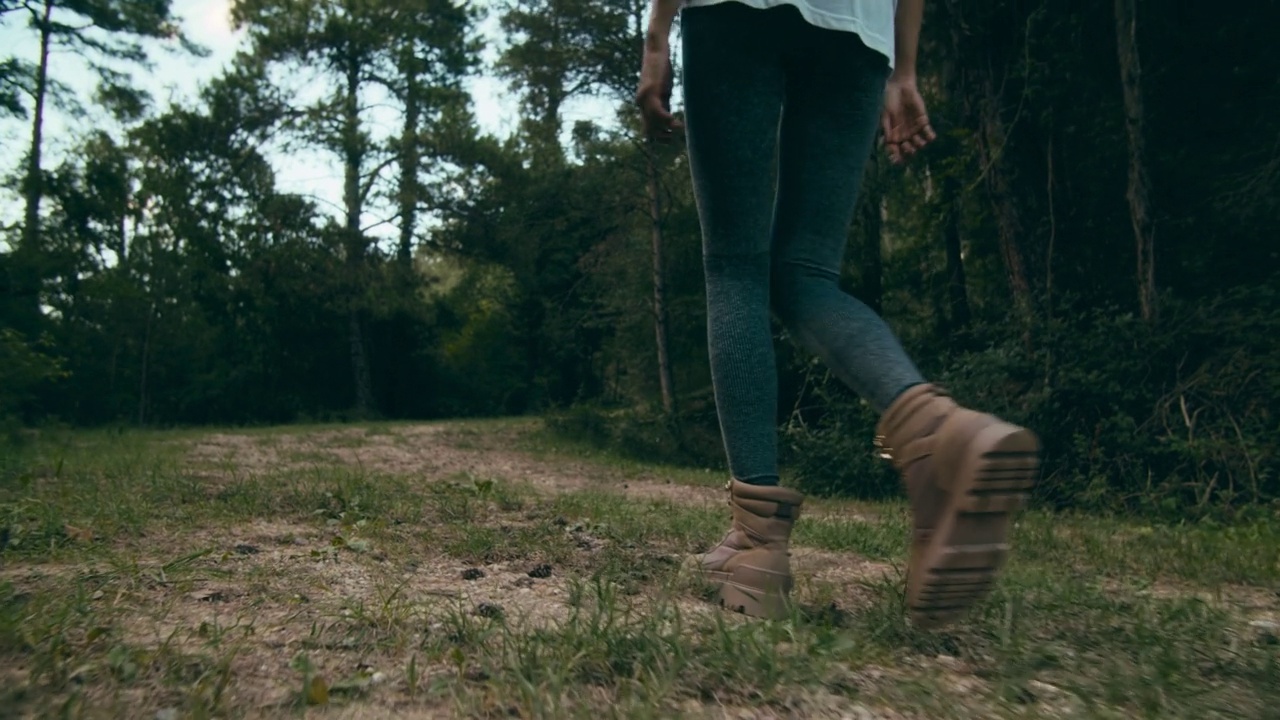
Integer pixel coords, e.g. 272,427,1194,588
786,285,1280,517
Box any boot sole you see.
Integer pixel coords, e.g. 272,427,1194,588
685,559,792,621
909,421,1040,629
717,563,791,620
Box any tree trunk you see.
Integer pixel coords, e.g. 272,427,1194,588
342,54,375,417
10,0,55,326
138,302,154,426
978,70,1034,326
1044,134,1057,316
397,58,421,269
1115,0,1157,322
347,308,374,415
942,176,972,332
856,149,884,315
646,142,676,417
21,0,53,256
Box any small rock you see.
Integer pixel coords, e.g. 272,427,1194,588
155,709,179,720
189,589,226,603
842,705,877,720
233,544,260,555
475,602,504,619
527,564,553,579
461,568,486,581
935,654,962,671
1028,680,1063,696
90,590,105,601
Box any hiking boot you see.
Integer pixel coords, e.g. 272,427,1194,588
685,479,804,620
875,383,1041,629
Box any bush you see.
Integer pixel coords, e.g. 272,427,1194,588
544,393,726,470
785,285,1280,517
0,329,67,429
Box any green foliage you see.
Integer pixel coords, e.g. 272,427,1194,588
788,285,1280,515
544,396,725,470
0,329,66,430
2,0,1277,522
431,260,529,416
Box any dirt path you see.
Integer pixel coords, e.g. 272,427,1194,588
158,422,908,717
183,421,903,623
188,423,715,503
186,422,881,522
11,422,1270,718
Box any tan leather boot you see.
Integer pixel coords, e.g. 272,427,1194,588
686,479,805,620
876,383,1040,629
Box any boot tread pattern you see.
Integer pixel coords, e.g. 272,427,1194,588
910,429,1040,629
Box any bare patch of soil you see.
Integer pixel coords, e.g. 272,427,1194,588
184,423,880,525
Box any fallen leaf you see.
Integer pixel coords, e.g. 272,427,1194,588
306,676,330,705
63,524,93,543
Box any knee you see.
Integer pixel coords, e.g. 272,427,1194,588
770,262,834,330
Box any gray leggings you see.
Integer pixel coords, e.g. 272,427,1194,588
682,1,925,486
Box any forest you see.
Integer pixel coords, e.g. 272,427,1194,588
2,0,1277,516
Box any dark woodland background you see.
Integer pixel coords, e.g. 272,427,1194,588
2,0,1277,516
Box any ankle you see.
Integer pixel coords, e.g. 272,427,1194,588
735,474,779,487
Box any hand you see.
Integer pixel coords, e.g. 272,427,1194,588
881,76,936,164
636,40,682,142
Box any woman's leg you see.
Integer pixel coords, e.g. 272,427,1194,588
768,26,1041,630
680,3,809,620
683,2,790,487
769,29,926,412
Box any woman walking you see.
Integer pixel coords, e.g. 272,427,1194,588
636,0,1041,629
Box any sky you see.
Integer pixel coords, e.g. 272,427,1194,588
0,0,627,237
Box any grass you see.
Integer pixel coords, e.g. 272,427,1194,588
0,420,1277,719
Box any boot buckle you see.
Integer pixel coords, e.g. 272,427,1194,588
873,434,894,461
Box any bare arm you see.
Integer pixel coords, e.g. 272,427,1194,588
645,0,684,50
882,0,935,163
637,0,684,139
892,0,924,80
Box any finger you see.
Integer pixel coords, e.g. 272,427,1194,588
647,116,676,141
889,118,906,145
641,100,673,129
914,122,936,149
911,119,933,146
880,111,893,143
